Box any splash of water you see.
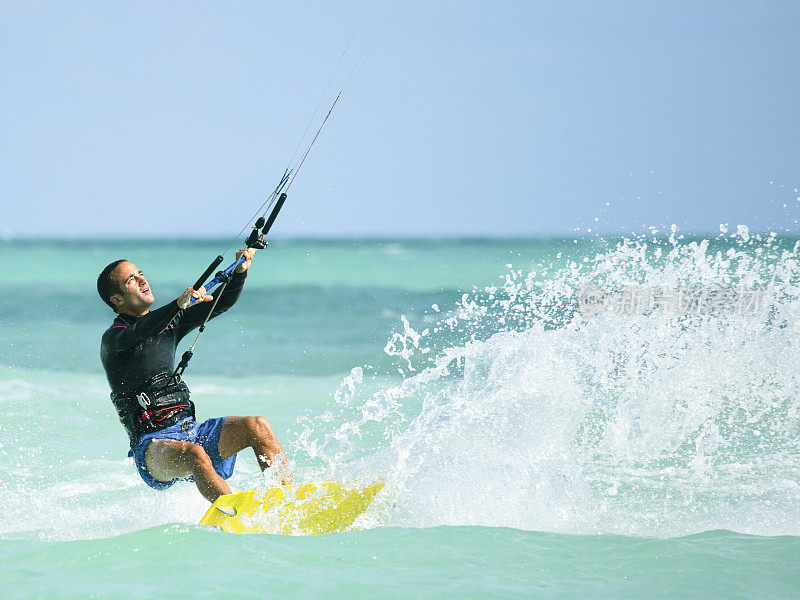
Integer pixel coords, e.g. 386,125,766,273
297,229,800,537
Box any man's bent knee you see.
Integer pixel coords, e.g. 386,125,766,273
183,442,213,468
245,415,263,430
242,415,273,440
145,439,210,482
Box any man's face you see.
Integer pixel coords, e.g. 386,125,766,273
109,261,155,315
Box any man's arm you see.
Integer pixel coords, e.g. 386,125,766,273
101,301,181,355
174,269,248,339
174,247,256,340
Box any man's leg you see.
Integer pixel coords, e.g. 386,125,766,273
217,416,293,484
145,438,232,502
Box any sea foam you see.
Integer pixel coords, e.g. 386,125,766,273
297,229,800,537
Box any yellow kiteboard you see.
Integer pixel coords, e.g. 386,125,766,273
199,480,384,535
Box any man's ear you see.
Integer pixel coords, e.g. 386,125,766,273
110,293,123,307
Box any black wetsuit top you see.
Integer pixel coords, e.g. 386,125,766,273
100,271,247,446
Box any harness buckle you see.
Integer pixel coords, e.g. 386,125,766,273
136,392,151,409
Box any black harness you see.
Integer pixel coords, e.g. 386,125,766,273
135,377,194,434
112,374,195,445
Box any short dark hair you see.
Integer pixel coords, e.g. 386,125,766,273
97,259,128,310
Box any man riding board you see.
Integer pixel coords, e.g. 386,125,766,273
98,248,291,502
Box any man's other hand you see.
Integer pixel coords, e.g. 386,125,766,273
177,286,213,309
234,247,257,273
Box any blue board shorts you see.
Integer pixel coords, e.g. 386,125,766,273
128,417,237,490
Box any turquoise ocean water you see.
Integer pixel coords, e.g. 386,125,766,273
1,235,799,598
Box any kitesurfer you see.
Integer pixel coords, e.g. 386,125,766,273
98,249,292,502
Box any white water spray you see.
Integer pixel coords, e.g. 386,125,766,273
298,230,800,537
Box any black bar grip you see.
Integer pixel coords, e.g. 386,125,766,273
245,228,260,248
193,255,224,289
261,193,287,236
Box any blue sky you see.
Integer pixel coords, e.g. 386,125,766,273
1,1,799,237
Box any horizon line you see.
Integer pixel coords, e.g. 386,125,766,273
3,229,798,244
